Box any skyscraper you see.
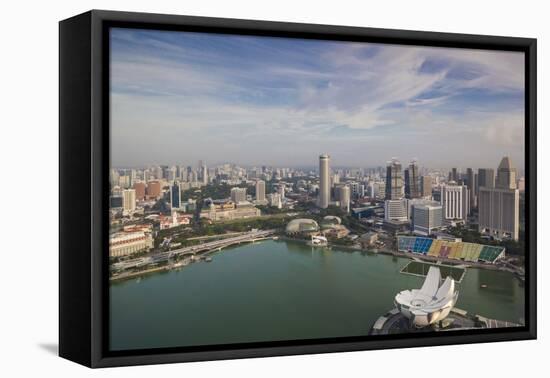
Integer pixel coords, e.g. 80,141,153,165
319,154,330,208
385,158,403,200
465,168,476,212
478,157,520,240
404,160,420,199
170,181,181,209
441,182,469,223
122,189,136,213
336,185,351,213
255,180,266,202
477,168,495,190
201,165,208,185
133,182,146,200
495,156,517,189
420,176,432,198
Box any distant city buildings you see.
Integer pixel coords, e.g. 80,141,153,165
478,157,520,241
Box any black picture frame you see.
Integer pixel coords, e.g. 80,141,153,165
59,9,537,368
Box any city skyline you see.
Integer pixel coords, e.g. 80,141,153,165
111,28,525,170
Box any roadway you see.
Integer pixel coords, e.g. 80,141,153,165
111,229,276,271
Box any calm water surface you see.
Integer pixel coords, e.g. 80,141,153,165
110,240,524,350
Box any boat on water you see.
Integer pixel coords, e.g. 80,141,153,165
205,257,213,262
307,235,328,247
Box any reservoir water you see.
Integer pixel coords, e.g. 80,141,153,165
110,239,525,351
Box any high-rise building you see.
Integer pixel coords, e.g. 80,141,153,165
278,183,286,200
133,182,146,200
255,180,266,202
411,201,443,236
384,199,408,222
477,168,495,190
420,176,432,198
495,156,517,189
170,181,181,209
201,165,208,185
478,157,520,241
404,160,420,199
146,180,161,200
385,158,403,200
441,182,469,222
122,189,136,213
336,185,351,212
230,187,247,203
465,168,476,212
268,193,282,209
449,167,458,182
319,154,330,208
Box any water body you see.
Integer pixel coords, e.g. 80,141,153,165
110,240,525,351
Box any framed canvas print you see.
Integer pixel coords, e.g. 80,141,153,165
59,10,537,368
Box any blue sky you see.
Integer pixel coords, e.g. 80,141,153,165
110,28,525,171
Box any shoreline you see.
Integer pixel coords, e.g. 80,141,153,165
110,235,524,283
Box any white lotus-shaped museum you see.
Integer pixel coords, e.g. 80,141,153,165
394,266,459,327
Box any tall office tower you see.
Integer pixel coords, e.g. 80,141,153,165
477,168,495,190
122,189,136,213
170,181,181,209
167,166,177,181
230,187,247,203
146,180,161,200
385,158,403,200
336,185,351,212
201,165,208,185
478,157,520,240
278,183,286,199
495,156,517,189
411,201,443,236
129,169,137,187
256,180,266,202
465,168,476,212
110,169,120,188
332,173,340,186
420,176,432,198
441,182,470,222
450,167,458,182
133,182,146,200
154,166,163,180
319,154,330,208
404,160,420,199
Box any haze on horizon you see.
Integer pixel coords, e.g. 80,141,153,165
110,28,526,172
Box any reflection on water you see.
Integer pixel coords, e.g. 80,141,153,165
110,240,524,351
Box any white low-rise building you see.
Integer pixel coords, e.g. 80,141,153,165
109,231,153,258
